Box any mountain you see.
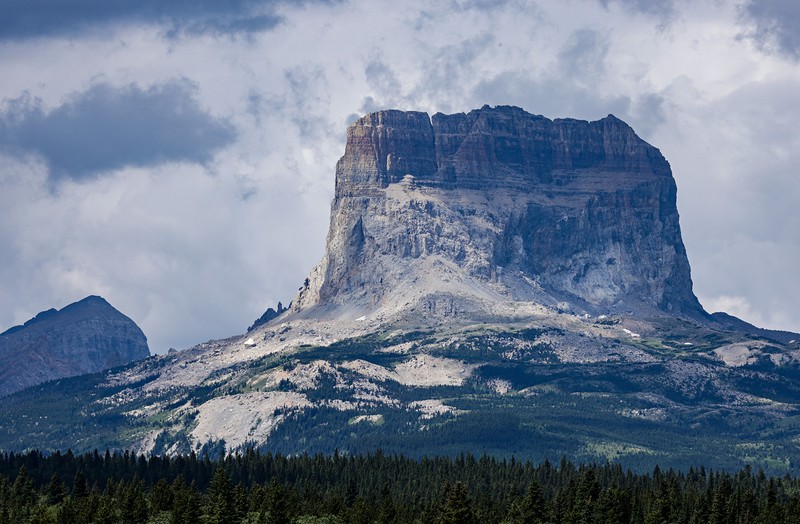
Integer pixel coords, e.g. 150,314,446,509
0,295,150,397
295,106,705,321
1,107,799,473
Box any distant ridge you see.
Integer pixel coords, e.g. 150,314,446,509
0,295,150,396
711,311,800,345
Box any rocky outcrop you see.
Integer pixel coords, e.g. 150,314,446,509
247,302,287,332
294,105,706,321
0,295,150,396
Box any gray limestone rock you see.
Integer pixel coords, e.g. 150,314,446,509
0,295,150,396
294,105,706,321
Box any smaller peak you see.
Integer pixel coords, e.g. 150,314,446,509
354,109,431,129
598,114,631,127
474,104,527,114
469,105,551,123
70,295,112,309
80,295,109,303
60,296,123,320
593,114,638,137
494,104,525,112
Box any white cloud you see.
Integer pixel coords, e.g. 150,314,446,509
0,0,799,352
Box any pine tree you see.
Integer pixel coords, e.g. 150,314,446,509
150,478,173,513
120,478,148,524
233,483,248,523
27,502,51,524
93,497,118,524
595,486,629,524
56,497,79,524
572,469,600,524
11,465,36,506
377,483,397,524
263,481,291,524
8,465,36,523
171,477,201,524
506,481,547,524
645,479,671,524
709,477,732,524
438,482,475,524
204,468,235,524
346,497,371,524
71,471,88,499
47,472,67,505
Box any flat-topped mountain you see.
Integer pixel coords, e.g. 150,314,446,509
1,108,799,474
294,106,705,322
0,295,150,396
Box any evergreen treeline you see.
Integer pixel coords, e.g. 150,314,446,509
0,449,799,523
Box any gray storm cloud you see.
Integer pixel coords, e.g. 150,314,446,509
0,0,301,39
0,81,236,182
746,0,800,58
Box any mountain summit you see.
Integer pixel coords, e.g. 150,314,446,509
294,106,705,323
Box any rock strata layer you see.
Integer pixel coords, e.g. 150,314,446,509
0,295,150,396
294,105,706,321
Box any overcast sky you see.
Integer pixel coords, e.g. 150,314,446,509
1,0,798,353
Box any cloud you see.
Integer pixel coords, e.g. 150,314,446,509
364,58,403,98
599,0,675,18
663,76,800,332
558,29,610,81
700,295,759,322
744,0,800,58
0,0,328,40
0,0,799,352
469,41,634,125
471,73,628,121
0,81,236,182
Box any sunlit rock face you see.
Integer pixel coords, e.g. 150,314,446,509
0,295,150,396
294,105,706,321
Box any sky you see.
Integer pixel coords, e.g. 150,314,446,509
0,0,798,353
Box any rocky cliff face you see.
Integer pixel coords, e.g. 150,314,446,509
0,295,150,396
294,105,706,322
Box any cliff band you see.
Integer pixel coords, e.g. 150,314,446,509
294,105,705,322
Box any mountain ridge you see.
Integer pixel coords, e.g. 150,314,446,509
1,108,799,474
0,295,150,397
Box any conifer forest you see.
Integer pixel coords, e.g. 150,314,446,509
0,449,798,523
